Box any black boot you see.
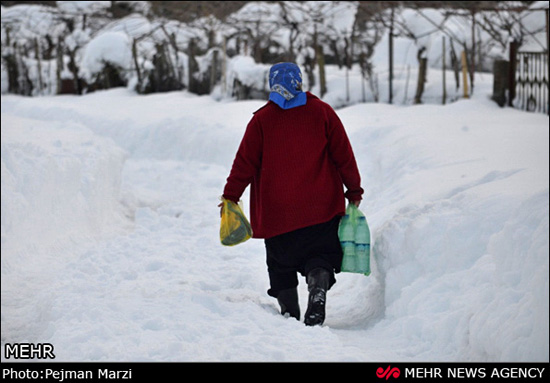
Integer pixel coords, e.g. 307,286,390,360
304,268,331,326
277,287,300,320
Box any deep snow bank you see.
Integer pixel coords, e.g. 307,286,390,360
1,109,129,342
340,98,549,361
0,89,264,166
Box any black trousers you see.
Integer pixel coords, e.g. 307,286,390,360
264,216,343,298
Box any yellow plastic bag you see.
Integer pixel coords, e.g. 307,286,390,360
220,198,252,246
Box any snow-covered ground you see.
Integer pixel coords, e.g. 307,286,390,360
1,71,548,362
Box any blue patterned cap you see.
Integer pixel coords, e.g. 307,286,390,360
268,63,307,110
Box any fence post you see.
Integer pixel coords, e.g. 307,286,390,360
414,47,427,104
442,37,446,105
492,60,509,107
508,40,518,107
461,50,469,99
389,6,394,104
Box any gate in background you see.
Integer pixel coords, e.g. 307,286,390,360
513,50,549,114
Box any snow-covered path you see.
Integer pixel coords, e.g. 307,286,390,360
48,157,386,362
1,90,384,362
1,86,548,362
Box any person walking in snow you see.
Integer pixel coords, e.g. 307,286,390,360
221,62,363,326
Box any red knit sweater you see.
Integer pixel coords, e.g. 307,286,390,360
223,92,363,239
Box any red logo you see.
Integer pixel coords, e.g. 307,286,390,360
377,366,401,380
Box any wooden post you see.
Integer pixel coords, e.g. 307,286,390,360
389,6,394,104
344,37,350,102
210,48,218,93
359,52,366,103
403,65,410,104
132,39,142,90
170,32,182,85
442,37,446,105
450,39,460,91
414,48,427,104
361,70,366,103
508,40,518,107
492,60,510,107
188,38,198,94
346,66,350,102
34,38,43,94
461,50,469,99
470,10,476,94
67,47,81,94
317,44,327,98
314,23,327,98
56,39,63,94
222,35,227,96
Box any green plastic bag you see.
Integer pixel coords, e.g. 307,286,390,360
338,203,371,276
220,198,252,246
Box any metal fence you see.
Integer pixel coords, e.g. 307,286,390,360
513,51,549,115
